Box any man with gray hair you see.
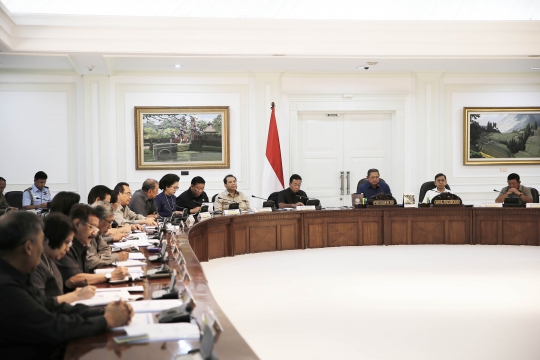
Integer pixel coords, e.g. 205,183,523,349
87,201,129,270
0,211,133,358
129,179,159,217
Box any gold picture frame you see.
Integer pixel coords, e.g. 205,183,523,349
463,107,540,165
135,106,230,170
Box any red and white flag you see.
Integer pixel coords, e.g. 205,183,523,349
262,102,285,198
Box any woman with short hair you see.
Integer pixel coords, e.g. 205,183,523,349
30,213,96,303
155,173,181,217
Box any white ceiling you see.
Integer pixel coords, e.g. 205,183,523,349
3,0,540,20
0,1,539,75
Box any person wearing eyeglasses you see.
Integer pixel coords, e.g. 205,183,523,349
0,211,133,359
55,204,129,289
177,176,210,214
129,179,159,218
155,174,182,217
85,201,129,271
113,182,157,229
30,213,96,304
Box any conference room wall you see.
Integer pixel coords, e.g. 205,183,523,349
1,71,539,206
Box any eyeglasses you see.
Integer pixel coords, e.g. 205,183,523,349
101,218,115,225
43,238,49,247
64,240,73,247
81,221,99,233
124,192,132,196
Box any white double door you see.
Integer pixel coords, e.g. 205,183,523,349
295,112,392,207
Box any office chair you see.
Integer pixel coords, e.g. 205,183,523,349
530,187,539,203
267,192,280,204
211,193,218,202
356,178,385,193
418,181,451,203
5,191,23,209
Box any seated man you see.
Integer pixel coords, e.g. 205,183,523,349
55,204,128,290
87,185,112,204
424,173,452,201
177,176,210,214
0,177,18,215
495,173,533,205
0,211,132,360
278,174,307,209
86,201,129,271
357,168,392,199
214,174,250,211
22,171,53,210
114,182,157,227
129,179,159,217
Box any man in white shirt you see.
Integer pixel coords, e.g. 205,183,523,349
214,175,250,211
424,173,451,203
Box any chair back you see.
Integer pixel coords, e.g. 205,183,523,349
267,191,280,204
211,193,218,202
530,187,539,203
419,181,451,203
5,191,23,208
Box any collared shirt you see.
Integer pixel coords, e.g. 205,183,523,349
129,189,158,216
22,184,53,207
155,192,178,217
0,258,107,360
86,234,119,271
214,190,250,211
176,188,209,210
114,204,146,226
55,238,89,289
357,181,392,200
498,185,532,205
278,187,308,205
424,188,451,203
30,254,64,298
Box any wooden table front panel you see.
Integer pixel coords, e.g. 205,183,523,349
474,208,540,246
385,208,472,245
231,212,302,255
303,209,384,248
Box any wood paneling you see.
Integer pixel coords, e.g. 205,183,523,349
280,224,297,250
249,226,278,253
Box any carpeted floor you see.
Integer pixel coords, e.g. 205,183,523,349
201,245,540,360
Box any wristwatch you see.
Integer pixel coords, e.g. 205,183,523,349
518,193,524,197
105,273,111,282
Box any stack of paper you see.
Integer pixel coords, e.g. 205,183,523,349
128,253,146,260
94,267,145,280
130,300,183,313
113,260,147,267
72,289,131,306
123,323,200,342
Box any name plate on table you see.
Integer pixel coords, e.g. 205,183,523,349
253,207,273,213
223,209,241,216
198,212,212,221
433,200,461,205
296,205,316,211
526,203,540,208
372,200,396,206
482,203,503,208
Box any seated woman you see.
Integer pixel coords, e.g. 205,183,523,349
49,191,80,216
155,173,182,217
424,173,451,202
30,213,96,303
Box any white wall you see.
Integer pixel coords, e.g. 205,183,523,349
1,71,539,205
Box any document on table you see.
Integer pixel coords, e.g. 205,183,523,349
112,313,155,331
113,260,147,267
124,323,200,342
96,285,144,292
72,290,131,306
128,252,146,260
95,267,144,274
130,300,183,313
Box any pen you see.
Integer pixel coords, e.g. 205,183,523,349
84,278,89,287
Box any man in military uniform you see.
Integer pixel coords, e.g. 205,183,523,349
22,171,53,210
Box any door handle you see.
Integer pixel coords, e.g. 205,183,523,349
346,171,350,195
340,171,344,195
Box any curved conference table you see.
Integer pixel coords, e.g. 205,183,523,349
66,206,540,359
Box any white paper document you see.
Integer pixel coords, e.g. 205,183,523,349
128,253,147,260
95,285,145,292
124,323,200,342
112,313,155,331
94,267,144,274
72,290,131,306
130,300,183,313
113,260,147,267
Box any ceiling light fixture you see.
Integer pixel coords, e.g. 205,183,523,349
532,67,540,71
87,65,94,71
174,64,182,68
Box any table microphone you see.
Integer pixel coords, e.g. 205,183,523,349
493,189,500,192
251,195,268,201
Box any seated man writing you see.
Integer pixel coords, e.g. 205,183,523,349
0,211,133,360
278,174,307,209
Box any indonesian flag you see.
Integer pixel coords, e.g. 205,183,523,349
262,102,285,198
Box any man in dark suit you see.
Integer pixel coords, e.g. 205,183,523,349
278,174,308,209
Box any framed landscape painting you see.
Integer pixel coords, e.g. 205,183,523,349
135,106,229,170
464,107,540,165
